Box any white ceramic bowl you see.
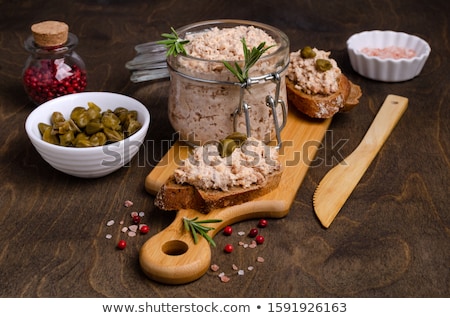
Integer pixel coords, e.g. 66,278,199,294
25,92,150,178
347,30,431,82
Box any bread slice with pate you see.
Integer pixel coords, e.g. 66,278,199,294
154,168,283,213
286,74,362,118
154,137,283,213
286,47,362,118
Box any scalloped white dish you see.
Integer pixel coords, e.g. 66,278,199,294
347,30,431,82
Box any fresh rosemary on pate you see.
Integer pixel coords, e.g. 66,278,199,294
157,27,189,57
222,38,274,85
158,27,274,84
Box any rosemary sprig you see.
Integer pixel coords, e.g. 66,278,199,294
157,27,190,57
183,217,222,247
223,38,275,85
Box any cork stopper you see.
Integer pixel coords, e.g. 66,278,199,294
31,21,69,47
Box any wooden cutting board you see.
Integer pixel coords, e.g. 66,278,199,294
140,110,332,284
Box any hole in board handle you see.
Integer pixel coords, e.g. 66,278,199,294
162,240,189,256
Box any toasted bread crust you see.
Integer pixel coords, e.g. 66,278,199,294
286,74,361,118
155,169,283,213
340,79,362,112
154,178,205,211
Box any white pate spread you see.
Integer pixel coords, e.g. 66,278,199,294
184,26,277,61
287,48,341,95
173,137,281,191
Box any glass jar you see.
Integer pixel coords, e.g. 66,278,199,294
167,20,290,146
22,21,87,105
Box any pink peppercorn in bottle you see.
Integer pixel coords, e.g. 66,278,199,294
22,21,87,104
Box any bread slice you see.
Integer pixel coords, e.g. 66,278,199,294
286,74,361,118
340,79,363,112
155,168,283,213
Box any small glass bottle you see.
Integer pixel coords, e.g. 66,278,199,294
22,21,87,104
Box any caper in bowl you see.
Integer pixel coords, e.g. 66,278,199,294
25,92,150,178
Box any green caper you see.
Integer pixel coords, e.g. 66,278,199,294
73,132,89,147
113,107,129,123
59,130,75,147
85,121,104,135
51,111,65,124
300,46,316,59
38,122,52,135
218,138,237,157
124,119,142,136
89,132,107,146
68,119,81,133
126,110,138,121
225,131,247,146
101,111,121,130
74,139,92,147
87,102,102,120
54,120,72,135
104,127,124,142
39,103,142,147
42,126,59,145
118,109,138,126
70,106,89,128
315,59,332,72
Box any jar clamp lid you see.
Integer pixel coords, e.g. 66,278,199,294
232,70,288,148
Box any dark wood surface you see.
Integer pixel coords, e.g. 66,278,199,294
1,0,448,297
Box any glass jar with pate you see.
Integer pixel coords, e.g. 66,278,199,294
22,21,87,105
166,20,290,146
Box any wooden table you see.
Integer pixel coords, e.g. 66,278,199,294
1,0,448,297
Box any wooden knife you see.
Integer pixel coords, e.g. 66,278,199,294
313,94,408,228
